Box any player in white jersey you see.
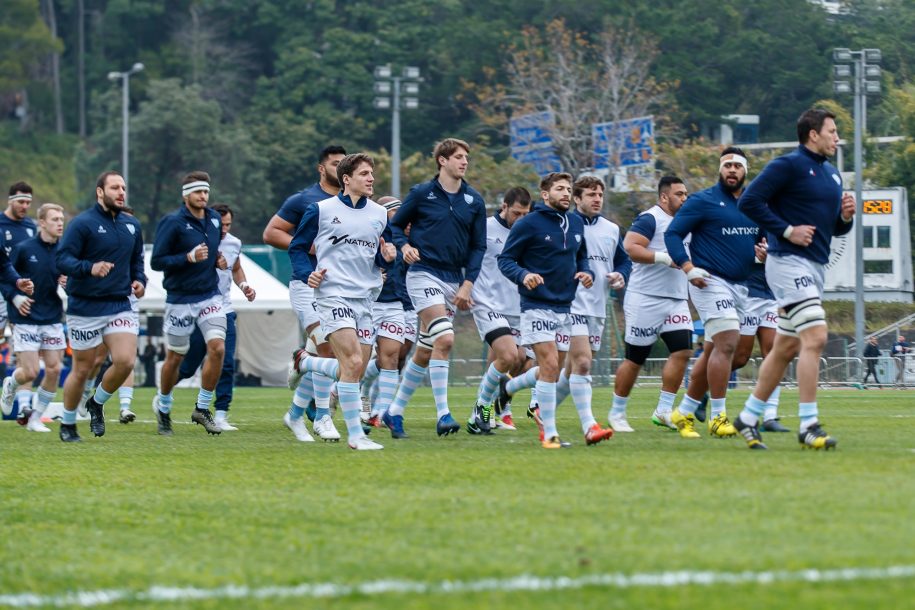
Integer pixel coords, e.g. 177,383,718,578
287,153,396,450
550,176,632,433
465,187,532,434
609,176,694,431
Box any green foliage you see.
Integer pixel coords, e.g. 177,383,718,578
0,0,60,92
76,79,269,242
0,124,77,206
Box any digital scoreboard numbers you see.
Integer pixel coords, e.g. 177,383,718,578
863,199,893,214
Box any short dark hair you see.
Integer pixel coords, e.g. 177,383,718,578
319,145,347,164
503,186,532,207
797,108,836,144
95,171,122,191
182,170,210,185
657,175,684,196
572,176,605,199
336,153,374,186
720,146,747,159
433,138,470,170
539,172,573,193
8,182,32,197
211,203,233,217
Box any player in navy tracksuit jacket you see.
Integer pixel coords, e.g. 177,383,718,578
383,138,486,437
0,204,67,431
498,172,613,449
663,148,759,438
734,108,855,450
54,171,146,442
150,171,228,436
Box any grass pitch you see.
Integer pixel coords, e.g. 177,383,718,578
1,386,914,609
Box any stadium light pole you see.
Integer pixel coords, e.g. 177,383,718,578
373,65,421,199
107,62,145,200
833,47,881,358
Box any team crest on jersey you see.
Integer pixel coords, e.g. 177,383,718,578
185,223,193,230
544,235,551,241
126,224,135,235
332,216,341,224
426,192,436,200
211,218,219,228
464,194,473,204
719,201,726,207
26,228,34,237
809,169,816,176
575,234,581,243
28,254,37,262
371,219,384,233
832,173,841,185
97,225,107,234
4,231,10,241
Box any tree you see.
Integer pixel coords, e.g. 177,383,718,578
77,79,270,242
0,0,59,92
466,19,670,176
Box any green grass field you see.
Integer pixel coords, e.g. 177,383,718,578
2,386,914,609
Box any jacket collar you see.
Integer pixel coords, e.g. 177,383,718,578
338,192,367,209
798,144,828,165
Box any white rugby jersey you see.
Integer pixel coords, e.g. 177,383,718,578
471,214,520,315
313,196,388,299
217,233,242,314
571,215,623,317
628,205,689,300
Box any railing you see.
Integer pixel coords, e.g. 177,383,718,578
447,356,911,388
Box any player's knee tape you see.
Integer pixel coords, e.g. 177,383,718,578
624,342,653,366
484,326,514,347
704,317,740,339
784,298,826,333
166,333,190,355
660,329,692,353
199,316,227,343
418,316,453,350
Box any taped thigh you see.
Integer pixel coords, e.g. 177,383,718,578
199,315,227,342
166,332,191,355
418,316,453,350
704,317,740,339
784,298,826,333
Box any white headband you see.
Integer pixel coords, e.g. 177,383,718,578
720,154,748,172
8,193,32,202
382,199,402,211
182,181,210,197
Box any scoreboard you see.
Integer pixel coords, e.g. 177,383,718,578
824,188,913,302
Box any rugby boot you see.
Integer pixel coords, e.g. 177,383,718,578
85,397,106,437
734,416,768,450
436,413,461,437
799,423,837,450
381,410,408,439
59,423,81,443
708,412,737,438
584,423,614,446
527,404,545,441
762,418,790,433
542,435,572,449
191,406,222,435
670,408,701,439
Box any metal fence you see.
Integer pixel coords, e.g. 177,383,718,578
448,356,912,388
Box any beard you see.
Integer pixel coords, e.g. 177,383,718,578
102,193,124,213
719,174,745,194
324,171,340,189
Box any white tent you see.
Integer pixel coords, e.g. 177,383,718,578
139,246,298,386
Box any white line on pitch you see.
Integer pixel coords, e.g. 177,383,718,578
2,565,915,607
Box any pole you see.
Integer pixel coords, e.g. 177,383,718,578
853,53,865,358
391,76,401,199
122,73,130,199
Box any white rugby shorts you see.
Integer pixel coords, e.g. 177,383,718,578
740,296,779,336
570,313,605,352
471,307,512,342
372,300,406,344
406,270,457,316
403,309,418,344
765,254,825,307
623,292,693,347
520,308,571,350
67,310,138,350
317,295,375,345
289,279,321,330
13,323,66,352
688,275,749,329
164,294,225,338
